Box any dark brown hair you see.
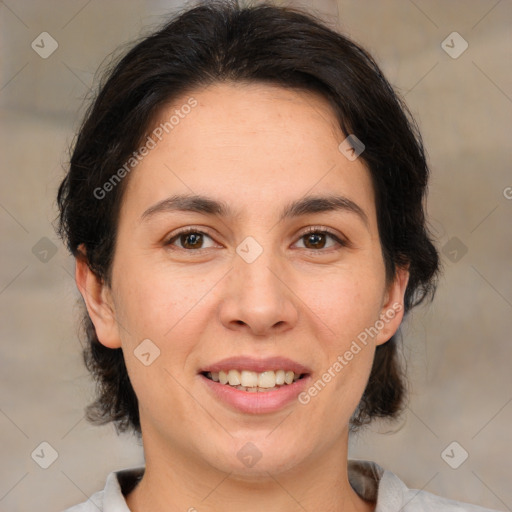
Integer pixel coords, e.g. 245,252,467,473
55,0,440,438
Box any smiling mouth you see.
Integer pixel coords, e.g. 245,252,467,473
202,369,308,392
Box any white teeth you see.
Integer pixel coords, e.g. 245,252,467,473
258,371,276,388
284,370,295,385
206,369,303,390
240,370,259,387
227,369,241,386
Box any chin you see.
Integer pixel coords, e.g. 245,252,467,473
205,434,312,478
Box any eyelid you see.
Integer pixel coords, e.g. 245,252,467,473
299,225,345,239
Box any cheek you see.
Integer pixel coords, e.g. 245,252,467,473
112,265,217,407
114,261,206,342
114,269,202,425
300,269,384,405
306,269,385,344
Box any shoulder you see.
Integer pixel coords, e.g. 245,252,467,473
348,459,501,512
59,466,145,512
60,489,104,512
380,469,500,511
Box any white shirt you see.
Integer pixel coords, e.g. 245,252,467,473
61,459,500,511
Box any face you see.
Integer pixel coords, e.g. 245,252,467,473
79,82,408,478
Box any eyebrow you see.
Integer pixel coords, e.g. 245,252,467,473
140,193,369,229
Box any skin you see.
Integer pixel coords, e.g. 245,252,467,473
76,82,409,512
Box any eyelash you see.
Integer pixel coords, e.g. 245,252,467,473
164,226,347,253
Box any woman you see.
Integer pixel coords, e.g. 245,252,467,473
56,1,498,510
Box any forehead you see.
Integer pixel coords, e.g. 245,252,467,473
156,81,343,151
120,81,376,225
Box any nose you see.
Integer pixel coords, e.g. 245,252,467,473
218,245,299,337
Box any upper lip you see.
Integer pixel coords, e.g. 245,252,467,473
199,356,311,375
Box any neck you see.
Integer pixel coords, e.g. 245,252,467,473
125,428,374,512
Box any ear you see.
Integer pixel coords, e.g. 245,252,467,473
75,245,122,349
374,265,410,346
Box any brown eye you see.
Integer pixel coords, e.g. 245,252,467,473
180,232,203,249
295,229,345,251
165,230,215,250
303,232,327,249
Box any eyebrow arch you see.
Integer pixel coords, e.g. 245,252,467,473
140,193,369,229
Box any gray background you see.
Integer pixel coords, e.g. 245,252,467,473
1,0,511,510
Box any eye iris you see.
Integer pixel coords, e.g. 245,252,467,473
182,232,202,249
305,232,326,249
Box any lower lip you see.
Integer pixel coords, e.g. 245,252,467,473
199,374,311,414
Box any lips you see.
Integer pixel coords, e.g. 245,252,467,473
198,355,312,375
198,355,312,414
